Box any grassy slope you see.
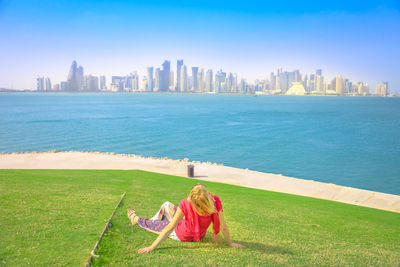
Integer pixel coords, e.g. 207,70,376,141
0,170,399,266
0,169,131,266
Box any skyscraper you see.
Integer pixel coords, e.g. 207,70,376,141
155,68,161,91
180,65,188,92
239,79,247,93
160,60,170,92
309,74,315,91
67,60,80,91
336,75,344,95
45,77,52,91
270,72,276,91
316,75,324,93
316,69,322,76
233,73,238,92
170,70,174,89
87,75,99,91
276,75,281,92
215,69,226,93
142,76,148,91
77,65,84,90
303,74,308,91
376,82,388,96
198,68,204,92
60,81,67,91
364,83,370,95
188,76,192,90
383,82,389,95
279,72,288,92
84,75,89,90
100,75,106,90
147,67,154,92
111,76,125,92
287,71,295,89
36,77,44,91
124,75,131,90
343,79,349,94
130,71,139,91
346,81,352,94
176,60,183,92
357,82,364,95
227,73,234,92
191,67,199,91
294,70,301,82
205,69,213,92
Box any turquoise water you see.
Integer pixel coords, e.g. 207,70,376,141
1,93,399,195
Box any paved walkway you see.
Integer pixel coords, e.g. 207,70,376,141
1,151,399,213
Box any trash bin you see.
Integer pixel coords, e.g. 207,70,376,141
187,164,194,178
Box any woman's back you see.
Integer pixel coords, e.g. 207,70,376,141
175,194,222,241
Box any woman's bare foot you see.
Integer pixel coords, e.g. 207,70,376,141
127,208,139,225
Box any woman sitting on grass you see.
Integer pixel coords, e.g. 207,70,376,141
128,183,244,253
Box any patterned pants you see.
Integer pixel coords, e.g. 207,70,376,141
137,201,180,241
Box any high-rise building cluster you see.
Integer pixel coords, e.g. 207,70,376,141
36,77,52,91
37,60,107,92
375,82,389,96
37,60,391,96
268,69,378,96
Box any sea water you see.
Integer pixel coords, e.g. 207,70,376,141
1,93,399,195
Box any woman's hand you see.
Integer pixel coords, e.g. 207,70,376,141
138,246,154,254
230,242,244,248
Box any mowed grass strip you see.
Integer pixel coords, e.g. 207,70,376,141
0,170,399,266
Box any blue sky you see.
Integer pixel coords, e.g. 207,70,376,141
0,0,399,92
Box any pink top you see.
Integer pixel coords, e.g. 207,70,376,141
175,194,223,242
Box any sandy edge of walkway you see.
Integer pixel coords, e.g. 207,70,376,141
1,151,399,213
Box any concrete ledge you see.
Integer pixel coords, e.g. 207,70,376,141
1,151,399,213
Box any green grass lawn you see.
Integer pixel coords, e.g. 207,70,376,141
0,169,399,266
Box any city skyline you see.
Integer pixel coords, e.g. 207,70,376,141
35,59,390,96
1,1,400,92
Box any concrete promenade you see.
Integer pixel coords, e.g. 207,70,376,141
1,151,399,213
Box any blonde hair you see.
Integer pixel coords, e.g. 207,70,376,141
188,184,216,216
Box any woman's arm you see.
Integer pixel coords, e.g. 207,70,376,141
138,207,184,253
218,211,244,248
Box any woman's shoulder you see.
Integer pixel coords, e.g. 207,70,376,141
210,193,221,203
211,194,223,212
179,197,189,208
212,194,220,200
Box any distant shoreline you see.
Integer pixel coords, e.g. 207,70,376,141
1,151,399,213
0,89,398,97
0,90,400,98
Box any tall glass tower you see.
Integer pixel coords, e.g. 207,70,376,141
160,60,170,92
67,61,79,91
205,69,213,92
191,67,199,91
176,60,183,92
147,67,154,92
